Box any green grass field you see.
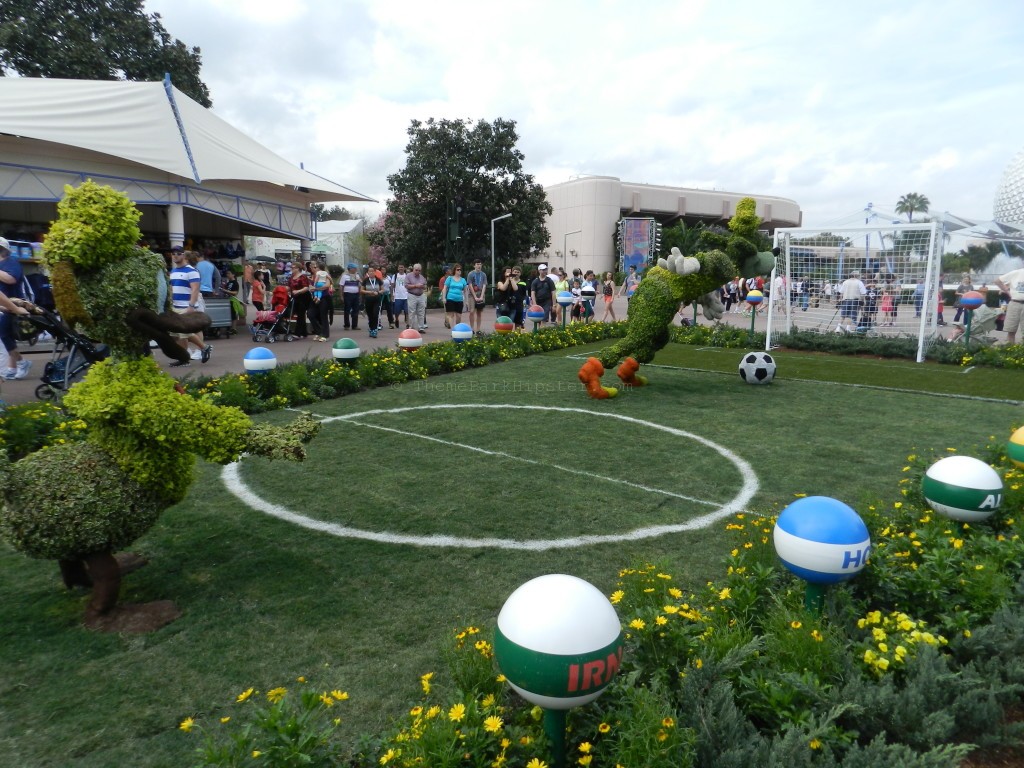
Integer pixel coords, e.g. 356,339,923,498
0,344,1019,767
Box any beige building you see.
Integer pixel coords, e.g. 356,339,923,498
543,175,802,274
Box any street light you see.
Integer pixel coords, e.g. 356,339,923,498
563,229,582,272
491,213,512,301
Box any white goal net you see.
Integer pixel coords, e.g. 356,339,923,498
766,223,942,363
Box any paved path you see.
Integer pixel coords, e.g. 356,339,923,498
0,296,995,407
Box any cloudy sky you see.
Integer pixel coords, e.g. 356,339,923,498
144,0,1023,230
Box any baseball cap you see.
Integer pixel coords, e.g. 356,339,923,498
538,263,548,270
347,262,357,269
0,237,9,253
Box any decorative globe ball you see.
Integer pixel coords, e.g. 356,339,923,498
922,455,1004,522
331,338,360,359
773,496,871,584
746,289,764,305
1009,426,1024,469
495,574,623,710
451,322,473,342
494,315,515,334
243,346,277,373
526,305,546,322
556,290,574,307
397,328,423,350
959,291,985,310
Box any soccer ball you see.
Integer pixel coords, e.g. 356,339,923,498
738,352,776,384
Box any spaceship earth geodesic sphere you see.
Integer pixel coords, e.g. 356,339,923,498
994,148,1024,227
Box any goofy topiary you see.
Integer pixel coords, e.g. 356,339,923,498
0,181,320,632
578,198,777,398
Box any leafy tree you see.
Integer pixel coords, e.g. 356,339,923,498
379,117,551,267
659,220,706,257
312,204,361,222
0,0,211,107
895,192,930,222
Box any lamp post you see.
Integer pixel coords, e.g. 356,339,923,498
490,213,512,302
563,229,582,273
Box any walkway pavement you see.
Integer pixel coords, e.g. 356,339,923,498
0,295,1000,407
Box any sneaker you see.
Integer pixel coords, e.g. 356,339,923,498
13,359,32,380
190,349,202,361
1,367,16,380
201,344,212,363
418,326,427,332
169,359,190,368
369,329,378,338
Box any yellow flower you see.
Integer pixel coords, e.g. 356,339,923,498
694,658,703,669
526,759,548,768
876,658,890,671
449,703,466,722
964,629,972,638
811,630,823,642
179,717,195,733
668,588,683,598
655,615,668,626
409,706,423,717
267,687,287,703
578,757,592,766
609,590,625,604
496,674,507,683
296,675,306,683
663,605,679,614
421,672,434,695
484,715,504,733
426,706,441,719
220,717,230,724
332,690,349,701
481,693,496,708
319,694,334,707
252,751,262,758
236,687,255,703
662,717,675,728
380,747,400,765
790,621,802,629
717,587,731,600
629,618,646,630
598,722,611,733
809,738,823,750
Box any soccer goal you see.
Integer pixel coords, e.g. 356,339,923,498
766,223,942,363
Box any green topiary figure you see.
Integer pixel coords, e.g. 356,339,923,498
578,198,777,398
0,181,319,631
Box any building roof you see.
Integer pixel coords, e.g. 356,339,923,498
0,77,373,204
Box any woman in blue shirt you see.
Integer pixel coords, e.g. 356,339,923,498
441,264,468,331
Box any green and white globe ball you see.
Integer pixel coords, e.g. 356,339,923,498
494,574,623,710
922,455,1004,522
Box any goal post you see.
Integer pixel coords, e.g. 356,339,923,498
766,223,942,362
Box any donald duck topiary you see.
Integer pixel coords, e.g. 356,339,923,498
0,181,319,631
578,197,777,398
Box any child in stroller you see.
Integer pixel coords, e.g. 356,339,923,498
249,286,296,343
21,305,110,400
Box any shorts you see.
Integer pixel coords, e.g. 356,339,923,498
445,300,464,314
839,299,860,319
1005,301,1024,334
172,305,195,339
0,313,16,352
604,295,613,304
392,298,408,314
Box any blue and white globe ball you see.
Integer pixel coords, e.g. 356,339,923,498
773,496,871,584
556,290,574,307
451,322,473,342
739,351,776,384
243,346,277,374
922,455,1004,522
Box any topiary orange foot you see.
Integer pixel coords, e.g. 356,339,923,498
578,357,618,399
616,357,647,387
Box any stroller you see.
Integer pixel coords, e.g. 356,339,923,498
24,307,110,400
250,287,297,343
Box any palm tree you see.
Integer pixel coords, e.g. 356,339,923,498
896,193,930,222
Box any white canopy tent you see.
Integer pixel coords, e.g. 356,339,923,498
0,76,373,245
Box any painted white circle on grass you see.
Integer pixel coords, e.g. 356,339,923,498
222,404,759,551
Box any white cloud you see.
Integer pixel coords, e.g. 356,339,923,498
143,0,1024,225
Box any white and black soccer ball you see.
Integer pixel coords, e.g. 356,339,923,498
738,351,776,384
